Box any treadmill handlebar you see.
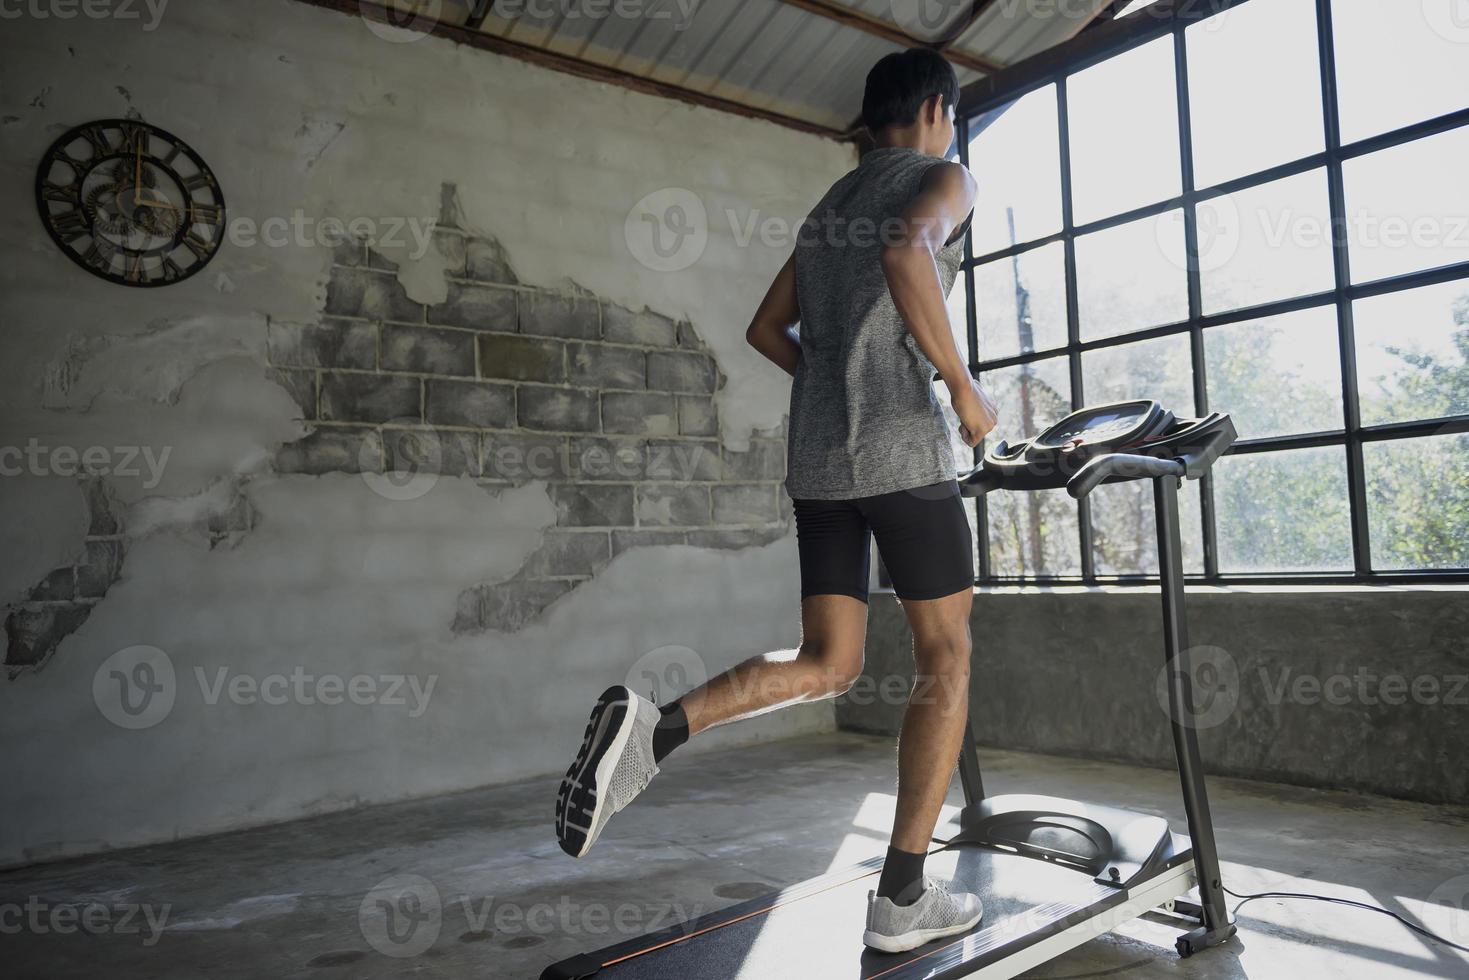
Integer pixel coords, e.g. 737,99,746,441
1067,453,1186,500
958,468,1002,498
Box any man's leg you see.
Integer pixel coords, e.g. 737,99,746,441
890,588,973,853
870,588,973,903
557,496,873,858
656,495,873,756
860,579,984,951
556,594,866,858
860,481,975,906
656,594,868,754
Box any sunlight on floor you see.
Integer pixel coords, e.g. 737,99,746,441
820,792,1469,978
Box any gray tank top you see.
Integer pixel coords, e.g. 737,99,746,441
786,146,966,500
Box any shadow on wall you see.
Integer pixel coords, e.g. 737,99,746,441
4,183,791,670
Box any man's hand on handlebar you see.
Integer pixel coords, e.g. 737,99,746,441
953,379,998,448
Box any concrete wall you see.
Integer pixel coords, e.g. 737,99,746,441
841,587,1469,804
0,0,854,868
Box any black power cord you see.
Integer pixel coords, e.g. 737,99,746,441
1222,884,1469,955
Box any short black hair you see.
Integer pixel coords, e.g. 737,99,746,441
861,49,959,133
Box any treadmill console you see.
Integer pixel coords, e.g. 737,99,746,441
961,400,1237,497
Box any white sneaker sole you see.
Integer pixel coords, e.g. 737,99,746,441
555,686,640,858
862,904,985,953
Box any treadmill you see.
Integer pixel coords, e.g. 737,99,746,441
542,400,1239,980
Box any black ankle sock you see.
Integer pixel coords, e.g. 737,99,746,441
652,701,689,763
876,846,927,906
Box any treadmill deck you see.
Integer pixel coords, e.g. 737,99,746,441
551,843,1195,980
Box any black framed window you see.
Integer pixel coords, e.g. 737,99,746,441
948,0,1469,585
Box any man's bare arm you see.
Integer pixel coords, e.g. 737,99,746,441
745,254,802,377
880,161,997,445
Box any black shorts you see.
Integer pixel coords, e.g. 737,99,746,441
792,480,974,604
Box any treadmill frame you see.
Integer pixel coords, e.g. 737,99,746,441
954,474,1233,958
901,852,1199,979
541,475,1236,980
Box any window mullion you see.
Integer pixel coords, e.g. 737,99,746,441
1056,76,1094,583
958,115,991,584
1172,22,1217,580
1315,0,1373,576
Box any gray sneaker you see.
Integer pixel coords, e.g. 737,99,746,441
863,876,984,953
555,685,660,858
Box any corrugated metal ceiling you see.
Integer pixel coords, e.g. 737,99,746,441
339,0,1115,137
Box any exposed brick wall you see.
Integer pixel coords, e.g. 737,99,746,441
4,479,127,672
273,191,790,633
4,479,257,672
3,189,792,665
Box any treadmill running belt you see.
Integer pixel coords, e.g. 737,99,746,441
575,847,1122,980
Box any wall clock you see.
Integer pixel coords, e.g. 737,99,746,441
35,119,225,287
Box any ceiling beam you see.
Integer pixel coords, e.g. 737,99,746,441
772,0,1005,75
295,0,849,141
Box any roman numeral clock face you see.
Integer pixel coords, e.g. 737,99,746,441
36,119,225,287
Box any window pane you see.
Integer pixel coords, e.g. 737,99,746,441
1081,333,1194,414
947,264,971,360
1199,169,1336,314
932,378,973,475
1213,447,1353,572
987,488,1081,578
1332,0,1469,144
974,242,1068,361
980,357,1079,577
933,270,973,471
968,86,1063,255
1354,279,1469,426
1343,126,1469,284
1067,36,1181,225
1091,480,1205,576
1204,306,1343,440
931,262,984,578
1187,0,1324,187
1077,212,1188,339
980,355,1073,446
940,265,975,461
1366,433,1469,570
934,368,981,586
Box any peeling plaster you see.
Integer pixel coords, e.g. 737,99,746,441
0,0,845,862
294,115,346,173
41,315,268,413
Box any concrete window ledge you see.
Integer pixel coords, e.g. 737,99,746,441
845,587,1469,805
871,583,1469,596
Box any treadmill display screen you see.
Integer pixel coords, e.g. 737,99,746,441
1040,405,1150,446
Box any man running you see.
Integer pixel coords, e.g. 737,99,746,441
555,48,998,954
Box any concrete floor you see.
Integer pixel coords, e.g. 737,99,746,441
4,732,1468,979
